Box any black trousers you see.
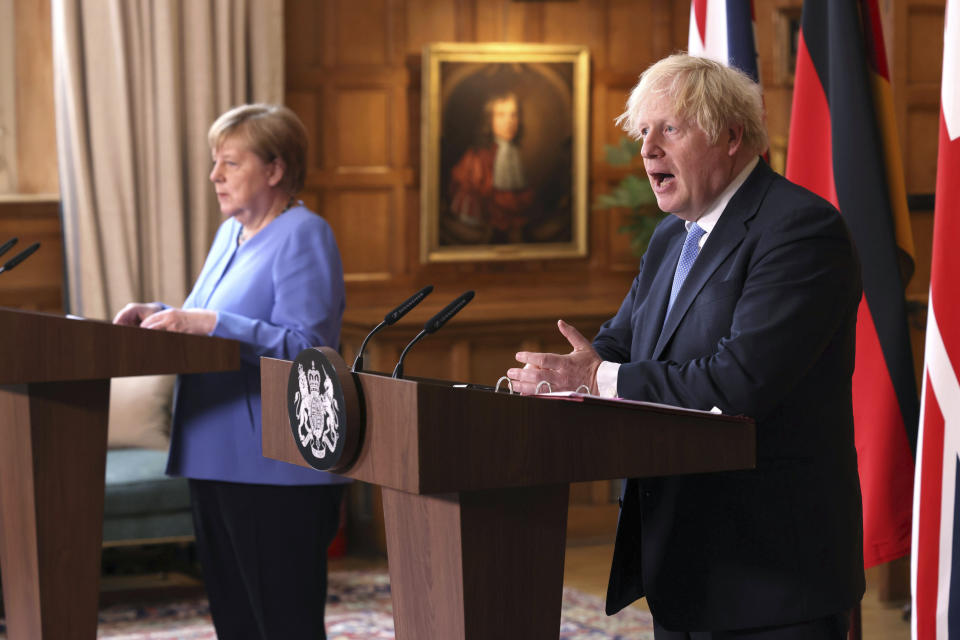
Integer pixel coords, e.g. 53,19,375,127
188,479,346,640
653,611,850,640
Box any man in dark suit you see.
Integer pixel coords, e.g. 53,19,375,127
506,54,865,638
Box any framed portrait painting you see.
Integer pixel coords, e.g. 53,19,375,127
420,43,589,263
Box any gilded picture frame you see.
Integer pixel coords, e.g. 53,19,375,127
420,43,590,263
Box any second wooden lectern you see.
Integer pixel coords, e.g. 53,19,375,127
261,352,755,640
0,308,239,640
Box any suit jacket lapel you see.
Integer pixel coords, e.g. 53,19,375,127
195,220,241,309
653,161,774,359
637,226,684,361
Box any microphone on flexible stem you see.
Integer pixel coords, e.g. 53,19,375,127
0,237,17,259
392,290,475,379
352,285,434,373
0,242,39,275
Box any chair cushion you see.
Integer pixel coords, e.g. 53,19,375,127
104,449,190,518
108,375,175,450
101,512,195,545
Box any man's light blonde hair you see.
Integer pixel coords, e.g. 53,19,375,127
617,54,769,155
208,104,308,195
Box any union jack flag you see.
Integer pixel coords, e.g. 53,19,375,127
687,0,760,83
912,2,960,637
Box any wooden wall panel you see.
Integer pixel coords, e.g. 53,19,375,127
335,89,392,169
406,0,458,52
286,91,323,171
541,3,605,51
0,198,63,312
501,3,541,43
599,86,630,148
607,1,647,73
285,0,324,68
327,0,394,66
907,107,941,193
907,6,946,85
754,0,802,173
894,1,944,196
327,190,395,281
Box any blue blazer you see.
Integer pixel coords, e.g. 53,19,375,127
167,205,349,486
596,161,865,630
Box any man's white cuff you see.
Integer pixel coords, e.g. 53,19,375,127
596,361,620,398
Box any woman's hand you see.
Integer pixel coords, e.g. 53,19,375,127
113,302,164,326
139,308,217,335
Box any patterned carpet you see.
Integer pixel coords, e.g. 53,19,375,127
1,569,654,639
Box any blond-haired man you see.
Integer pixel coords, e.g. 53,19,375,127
507,54,864,639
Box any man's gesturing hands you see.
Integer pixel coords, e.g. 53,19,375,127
506,319,601,395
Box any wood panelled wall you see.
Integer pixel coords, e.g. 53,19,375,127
893,0,943,313
0,198,63,312
284,0,693,550
284,0,690,352
283,0,946,554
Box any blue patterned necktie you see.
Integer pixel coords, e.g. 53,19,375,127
667,223,706,315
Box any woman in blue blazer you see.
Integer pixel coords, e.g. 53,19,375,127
114,104,346,640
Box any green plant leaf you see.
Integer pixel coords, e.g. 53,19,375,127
619,174,656,208
593,136,665,258
602,138,641,166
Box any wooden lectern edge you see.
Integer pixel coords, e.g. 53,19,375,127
261,356,757,494
0,308,241,384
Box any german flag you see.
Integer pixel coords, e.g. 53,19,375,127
786,0,919,569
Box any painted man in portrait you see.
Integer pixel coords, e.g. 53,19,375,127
448,91,537,245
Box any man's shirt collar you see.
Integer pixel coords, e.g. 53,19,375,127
686,156,760,236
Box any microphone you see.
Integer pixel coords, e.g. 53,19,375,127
351,285,434,372
0,242,39,275
392,290,475,379
0,237,17,259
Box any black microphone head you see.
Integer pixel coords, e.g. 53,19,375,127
424,290,474,334
384,285,434,325
2,242,39,272
0,237,18,259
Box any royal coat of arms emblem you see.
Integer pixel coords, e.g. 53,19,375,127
286,347,356,471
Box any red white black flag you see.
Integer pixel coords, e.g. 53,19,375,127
786,0,918,569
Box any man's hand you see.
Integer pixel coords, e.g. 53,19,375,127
506,319,602,395
139,308,217,335
113,302,164,326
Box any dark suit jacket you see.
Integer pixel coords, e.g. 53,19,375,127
596,160,866,631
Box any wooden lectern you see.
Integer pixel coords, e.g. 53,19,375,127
0,308,239,639
261,353,755,640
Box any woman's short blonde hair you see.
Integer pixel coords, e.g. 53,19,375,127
208,104,308,195
617,54,769,156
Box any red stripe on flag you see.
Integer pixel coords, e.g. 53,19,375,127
916,377,946,639
694,0,708,45
788,13,918,571
853,298,915,566
786,32,838,207
932,115,960,361
860,0,891,80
